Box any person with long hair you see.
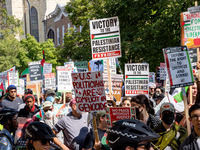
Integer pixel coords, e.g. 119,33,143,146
131,94,161,129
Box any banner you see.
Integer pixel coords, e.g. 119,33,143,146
163,46,194,88
160,63,167,80
125,63,149,97
106,107,136,126
72,71,106,112
43,63,52,74
28,61,43,82
90,16,121,59
149,72,155,83
103,74,123,102
57,67,72,92
17,79,24,96
7,71,19,86
44,73,56,90
103,58,116,74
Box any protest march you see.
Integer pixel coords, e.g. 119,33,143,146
2,1,200,150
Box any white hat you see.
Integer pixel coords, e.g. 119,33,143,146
148,82,156,88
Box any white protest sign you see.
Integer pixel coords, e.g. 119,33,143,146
7,71,19,86
64,62,74,70
160,63,167,80
71,71,106,112
149,72,155,83
125,63,149,97
90,16,121,60
17,79,24,96
43,63,52,74
57,67,72,92
44,73,56,90
163,46,194,88
103,58,116,74
165,74,170,93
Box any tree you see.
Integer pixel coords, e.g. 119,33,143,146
20,34,58,73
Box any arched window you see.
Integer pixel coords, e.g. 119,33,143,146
30,7,39,42
47,29,55,44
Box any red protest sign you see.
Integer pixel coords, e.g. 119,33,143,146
106,107,136,126
72,71,106,112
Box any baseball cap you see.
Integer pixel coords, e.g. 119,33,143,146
45,89,55,95
42,101,53,109
96,110,107,122
55,92,62,99
160,102,175,114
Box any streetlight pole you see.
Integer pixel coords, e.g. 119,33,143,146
26,0,31,35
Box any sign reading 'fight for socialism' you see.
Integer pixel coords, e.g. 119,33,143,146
72,71,106,112
163,46,194,88
125,64,149,97
90,17,121,59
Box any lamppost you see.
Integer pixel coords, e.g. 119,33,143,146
26,0,31,35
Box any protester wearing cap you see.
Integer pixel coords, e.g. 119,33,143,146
149,82,156,99
52,98,90,150
45,89,55,103
83,111,109,150
40,101,64,144
0,85,23,110
152,102,187,150
18,94,39,118
55,92,62,104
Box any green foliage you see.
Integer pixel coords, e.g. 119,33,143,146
63,0,196,73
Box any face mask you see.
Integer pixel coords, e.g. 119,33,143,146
46,96,54,103
44,110,54,119
162,113,174,125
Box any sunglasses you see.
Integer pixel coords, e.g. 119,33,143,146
137,142,151,149
43,108,53,112
40,139,53,145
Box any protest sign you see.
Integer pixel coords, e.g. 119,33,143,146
26,81,41,96
165,75,170,94
44,73,56,90
125,63,149,97
188,48,198,67
163,46,194,88
181,11,200,48
64,62,74,70
57,67,72,92
74,61,89,72
103,58,116,74
28,61,43,82
43,63,52,74
17,79,24,96
106,107,136,126
90,16,121,60
72,71,106,112
149,72,155,83
7,71,19,86
160,63,167,80
103,74,123,102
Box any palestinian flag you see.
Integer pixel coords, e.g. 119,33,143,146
91,31,119,40
125,75,148,80
171,86,189,103
0,82,4,92
34,110,43,119
182,20,190,27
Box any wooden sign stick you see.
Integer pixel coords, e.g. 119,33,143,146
106,59,112,97
182,87,191,136
93,113,99,142
63,92,66,104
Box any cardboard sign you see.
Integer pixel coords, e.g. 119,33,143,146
28,62,43,82
17,79,24,96
103,58,116,74
26,82,41,97
90,16,121,59
181,11,200,48
7,71,19,86
43,63,52,74
44,73,56,90
188,48,198,67
72,71,106,112
125,63,149,97
160,63,167,80
149,72,155,83
103,74,123,102
106,107,136,127
163,46,194,88
57,67,72,92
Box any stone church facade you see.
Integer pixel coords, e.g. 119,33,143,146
5,0,70,42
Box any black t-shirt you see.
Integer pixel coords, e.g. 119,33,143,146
83,128,109,150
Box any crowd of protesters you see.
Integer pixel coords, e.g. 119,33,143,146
0,63,200,150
